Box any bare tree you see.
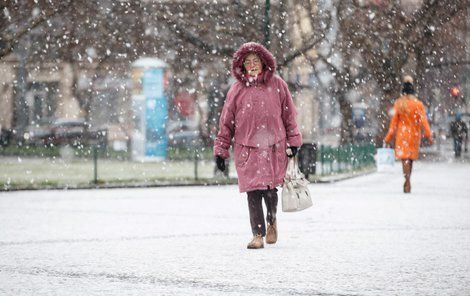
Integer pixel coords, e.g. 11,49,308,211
149,0,332,146
0,1,73,60
16,0,470,150
337,0,467,145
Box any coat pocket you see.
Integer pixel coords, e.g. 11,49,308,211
234,144,251,167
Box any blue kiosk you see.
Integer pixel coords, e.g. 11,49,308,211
131,58,169,161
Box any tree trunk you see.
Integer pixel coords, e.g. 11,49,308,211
375,89,396,146
414,47,427,103
414,45,435,116
338,93,354,145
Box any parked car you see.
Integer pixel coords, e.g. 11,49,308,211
167,119,201,147
25,119,55,145
48,118,87,146
168,129,201,147
25,118,87,147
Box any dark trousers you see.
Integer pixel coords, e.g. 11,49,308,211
454,138,462,157
247,189,278,236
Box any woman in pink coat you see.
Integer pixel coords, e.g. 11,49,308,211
213,42,302,249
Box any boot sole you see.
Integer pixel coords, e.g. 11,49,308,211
247,246,264,249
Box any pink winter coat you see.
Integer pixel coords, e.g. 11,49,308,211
213,42,302,193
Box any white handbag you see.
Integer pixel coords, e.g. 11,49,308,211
282,156,312,212
376,147,395,172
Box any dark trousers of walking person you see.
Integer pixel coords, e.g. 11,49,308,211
453,138,463,157
247,189,278,236
402,159,413,193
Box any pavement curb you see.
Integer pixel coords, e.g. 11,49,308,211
1,178,239,192
2,169,377,192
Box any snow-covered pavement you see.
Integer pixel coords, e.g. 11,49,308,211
1,161,469,296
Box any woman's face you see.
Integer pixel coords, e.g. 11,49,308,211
243,53,262,77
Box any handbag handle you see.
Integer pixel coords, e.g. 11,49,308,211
286,155,302,180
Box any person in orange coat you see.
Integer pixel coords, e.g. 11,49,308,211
384,75,433,193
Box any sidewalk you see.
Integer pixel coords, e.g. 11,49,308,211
1,161,469,295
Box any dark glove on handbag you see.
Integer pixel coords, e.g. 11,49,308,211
287,146,298,158
216,156,226,171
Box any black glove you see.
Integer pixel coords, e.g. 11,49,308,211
287,146,298,158
216,155,226,171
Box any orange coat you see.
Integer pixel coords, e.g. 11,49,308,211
384,95,433,160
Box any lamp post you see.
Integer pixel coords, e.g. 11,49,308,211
264,0,270,48
14,38,30,144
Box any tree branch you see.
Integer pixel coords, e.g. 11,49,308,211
278,13,332,67
158,14,234,57
0,2,71,59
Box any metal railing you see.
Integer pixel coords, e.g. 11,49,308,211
1,143,377,190
317,143,376,175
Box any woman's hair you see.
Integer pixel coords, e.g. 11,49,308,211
402,82,414,95
402,75,414,95
397,76,415,114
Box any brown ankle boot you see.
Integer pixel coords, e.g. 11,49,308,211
266,221,277,244
404,177,411,193
247,234,264,249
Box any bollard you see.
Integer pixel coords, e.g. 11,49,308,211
320,145,324,175
194,148,199,181
93,145,98,184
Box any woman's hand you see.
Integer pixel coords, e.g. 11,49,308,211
286,147,298,158
215,156,226,171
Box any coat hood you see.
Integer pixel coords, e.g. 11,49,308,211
231,42,276,84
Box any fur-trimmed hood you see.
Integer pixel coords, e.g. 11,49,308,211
231,42,276,84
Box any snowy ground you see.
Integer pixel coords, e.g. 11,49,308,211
0,161,469,296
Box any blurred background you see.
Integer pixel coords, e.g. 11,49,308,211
0,0,468,189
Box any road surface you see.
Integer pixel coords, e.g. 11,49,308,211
1,161,469,295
